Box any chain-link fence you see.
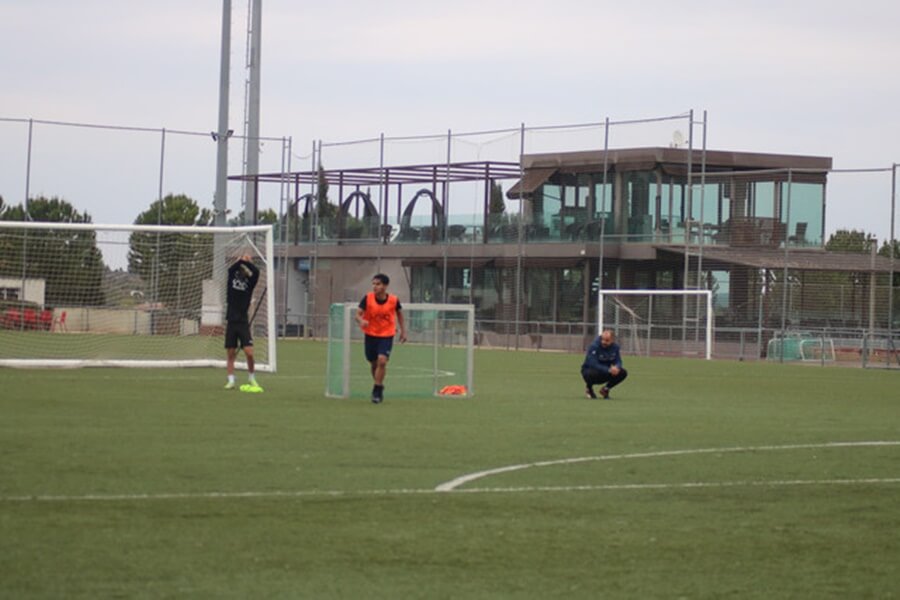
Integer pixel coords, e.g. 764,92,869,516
2,112,897,368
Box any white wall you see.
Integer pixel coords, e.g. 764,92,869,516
0,278,46,305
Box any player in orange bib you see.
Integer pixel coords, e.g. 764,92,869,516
355,273,407,403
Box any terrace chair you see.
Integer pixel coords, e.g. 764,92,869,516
52,310,68,333
789,222,808,245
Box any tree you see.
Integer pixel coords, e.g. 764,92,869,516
489,181,506,216
133,194,214,228
228,208,278,226
825,229,876,253
316,164,338,220
878,238,900,260
128,194,214,310
0,196,104,306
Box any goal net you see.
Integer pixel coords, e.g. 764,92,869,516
766,333,836,362
326,302,475,399
0,221,276,371
597,289,713,359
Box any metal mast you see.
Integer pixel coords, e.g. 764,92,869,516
242,0,262,224
213,0,232,226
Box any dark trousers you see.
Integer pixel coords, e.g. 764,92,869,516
582,367,628,389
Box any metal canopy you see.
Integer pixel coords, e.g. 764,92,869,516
229,160,523,187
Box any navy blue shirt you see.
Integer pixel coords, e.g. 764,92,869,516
226,260,259,323
581,337,623,373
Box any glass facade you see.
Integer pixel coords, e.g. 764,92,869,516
524,169,825,248
400,166,828,327
782,182,824,247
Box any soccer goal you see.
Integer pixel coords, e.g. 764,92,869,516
0,221,276,371
597,289,713,359
326,302,475,399
766,333,836,363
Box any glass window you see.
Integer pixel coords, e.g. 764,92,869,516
689,183,720,224
660,179,684,240
709,270,730,313
539,184,562,239
752,182,776,218
0,287,21,300
526,269,554,321
593,182,613,215
782,182,824,247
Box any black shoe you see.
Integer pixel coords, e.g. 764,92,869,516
371,394,382,404
599,386,610,400
585,387,597,399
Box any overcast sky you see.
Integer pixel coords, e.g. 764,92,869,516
1,0,899,239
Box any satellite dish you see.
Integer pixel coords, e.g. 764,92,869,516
671,130,685,148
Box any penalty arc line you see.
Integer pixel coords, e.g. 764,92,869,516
2,441,899,503
433,440,900,492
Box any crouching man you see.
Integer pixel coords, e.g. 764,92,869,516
581,329,628,399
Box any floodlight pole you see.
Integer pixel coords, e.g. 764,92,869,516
888,163,897,362
213,0,232,227
243,0,262,225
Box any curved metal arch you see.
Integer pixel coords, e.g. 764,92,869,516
293,193,315,218
400,188,446,235
290,193,316,243
338,190,380,239
339,190,379,219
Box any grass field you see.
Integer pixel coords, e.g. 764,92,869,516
1,341,898,598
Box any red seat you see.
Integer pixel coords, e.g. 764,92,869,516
40,309,53,331
24,308,38,330
6,308,21,329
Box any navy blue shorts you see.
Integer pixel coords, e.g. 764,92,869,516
225,322,253,349
364,335,394,363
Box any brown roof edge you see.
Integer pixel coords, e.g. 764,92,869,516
522,147,833,172
506,167,557,199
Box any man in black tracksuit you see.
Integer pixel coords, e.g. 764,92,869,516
581,329,628,399
224,255,260,390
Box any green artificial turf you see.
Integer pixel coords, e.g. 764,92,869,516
1,341,898,598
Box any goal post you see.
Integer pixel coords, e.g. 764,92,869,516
0,221,276,371
597,289,713,360
326,302,475,399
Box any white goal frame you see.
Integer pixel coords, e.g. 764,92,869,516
0,221,276,371
597,289,713,360
327,302,475,398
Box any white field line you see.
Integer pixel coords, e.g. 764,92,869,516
2,442,898,503
2,477,900,503
433,441,900,491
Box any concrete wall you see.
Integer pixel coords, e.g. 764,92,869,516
56,307,199,335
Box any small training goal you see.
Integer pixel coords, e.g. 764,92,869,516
326,302,475,399
766,333,836,362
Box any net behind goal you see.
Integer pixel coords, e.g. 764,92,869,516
326,303,475,399
0,221,275,371
598,289,713,359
